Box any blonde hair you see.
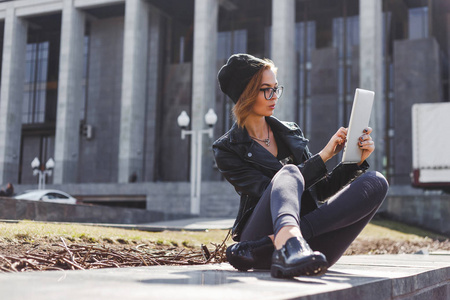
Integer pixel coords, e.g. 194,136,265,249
232,59,277,127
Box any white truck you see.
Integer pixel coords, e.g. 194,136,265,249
411,102,450,191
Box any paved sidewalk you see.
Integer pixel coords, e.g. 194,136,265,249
1,253,449,300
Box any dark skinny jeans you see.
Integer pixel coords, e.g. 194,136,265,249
240,165,389,266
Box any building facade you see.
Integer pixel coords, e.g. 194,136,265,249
0,0,448,216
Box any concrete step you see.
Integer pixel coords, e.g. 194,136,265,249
0,253,449,300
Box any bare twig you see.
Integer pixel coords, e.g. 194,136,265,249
61,257,85,270
0,255,18,272
60,237,75,263
0,232,231,273
81,245,93,266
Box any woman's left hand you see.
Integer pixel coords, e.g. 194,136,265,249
358,127,375,165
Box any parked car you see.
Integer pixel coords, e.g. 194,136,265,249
14,189,78,205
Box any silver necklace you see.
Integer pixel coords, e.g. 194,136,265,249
250,125,270,147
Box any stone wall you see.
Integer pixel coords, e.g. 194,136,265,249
0,197,191,224
14,180,239,218
385,186,450,236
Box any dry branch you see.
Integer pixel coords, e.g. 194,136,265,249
0,233,230,273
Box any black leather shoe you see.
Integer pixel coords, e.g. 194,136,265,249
226,236,274,271
271,236,328,278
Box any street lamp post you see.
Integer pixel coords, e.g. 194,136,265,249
177,109,218,215
31,157,55,190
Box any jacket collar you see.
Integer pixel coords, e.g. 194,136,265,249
229,116,298,144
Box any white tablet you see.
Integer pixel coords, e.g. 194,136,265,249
341,88,374,164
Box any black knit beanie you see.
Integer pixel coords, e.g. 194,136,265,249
218,53,267,104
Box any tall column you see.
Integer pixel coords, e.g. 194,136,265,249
144,7,162,182
360,0,383,172
192,0,218,214
53,0,85,184
118,0,149,183
192,0,218,134
271,0,296,121
0,7,27,184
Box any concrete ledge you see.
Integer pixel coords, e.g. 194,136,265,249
0,254,448,299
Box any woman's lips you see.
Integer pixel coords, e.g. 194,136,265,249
269,105,276,110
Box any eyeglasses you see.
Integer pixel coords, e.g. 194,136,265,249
259,86,284,100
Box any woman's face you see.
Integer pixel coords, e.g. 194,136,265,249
251,68,279,118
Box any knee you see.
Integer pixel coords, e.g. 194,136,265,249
278,165,305,189
372,171,389,195
360,171,389,202
282,165,305,182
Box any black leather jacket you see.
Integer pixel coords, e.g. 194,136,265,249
212,116,368,241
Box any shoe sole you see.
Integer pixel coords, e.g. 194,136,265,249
271,256,328,278
226,246,252,271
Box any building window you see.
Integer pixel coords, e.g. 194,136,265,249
23,41,49,124
409,7,428,40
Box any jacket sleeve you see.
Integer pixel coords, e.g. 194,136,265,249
312,160,370,202
296,153,328,190
213,143,272,199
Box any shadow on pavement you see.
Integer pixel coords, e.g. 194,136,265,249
138,268,344,286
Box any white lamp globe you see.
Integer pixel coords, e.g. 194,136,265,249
177,111,190,128
31,157,40,170
205,109,218,127
46,158,55,170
